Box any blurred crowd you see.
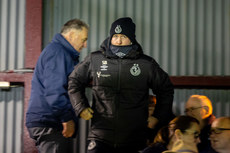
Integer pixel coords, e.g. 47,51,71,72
143,94,230,153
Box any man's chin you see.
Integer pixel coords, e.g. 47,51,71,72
211,141,219,150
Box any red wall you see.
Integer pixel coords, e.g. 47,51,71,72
24,0,42,152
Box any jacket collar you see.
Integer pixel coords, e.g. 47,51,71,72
52,33,80,61
204,114,216,126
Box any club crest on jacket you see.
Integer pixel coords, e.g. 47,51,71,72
130,64,141,76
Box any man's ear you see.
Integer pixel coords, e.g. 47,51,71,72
69,31,75,40
202,106,210,117
174,129,182,140
62,30,74,42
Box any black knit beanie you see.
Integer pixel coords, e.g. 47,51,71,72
110,17,136,43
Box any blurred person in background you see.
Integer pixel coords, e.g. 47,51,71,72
185,95,216,153
146,95,157,145
146,95,175,145
143,115,201,153
209,117,230,153
148,95,157,129
26,19,89,153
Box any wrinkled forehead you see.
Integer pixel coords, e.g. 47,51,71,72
186,98,202,107
212,118,230,128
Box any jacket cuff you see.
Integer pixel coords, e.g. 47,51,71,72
60,111,73,122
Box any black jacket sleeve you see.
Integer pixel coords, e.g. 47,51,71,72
151,64,174,126
68,54,92,116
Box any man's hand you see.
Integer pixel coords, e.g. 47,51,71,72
80,107,94,120
62,120,75,138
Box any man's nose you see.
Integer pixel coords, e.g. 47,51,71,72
197,137,201,143
83,41,87,48
116,37,122,44
209,132,215,138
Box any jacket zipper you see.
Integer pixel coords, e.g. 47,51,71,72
118,58,121,91
114,58,122,148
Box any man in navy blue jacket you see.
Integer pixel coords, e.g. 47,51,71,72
26,19,89,153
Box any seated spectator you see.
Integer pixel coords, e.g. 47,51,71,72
143,126,169,153
185,95,216,153
146,95,175,145
142,115,201,153
146,95,157,145
148,95,157,129
209,117,230,153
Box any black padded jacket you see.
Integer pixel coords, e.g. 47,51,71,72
68,38,174,147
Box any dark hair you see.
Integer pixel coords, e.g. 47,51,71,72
61,18,89,34
153,115,199,145
168,115,199,132
153,126,169,145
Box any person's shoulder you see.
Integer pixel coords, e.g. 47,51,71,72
80,50,103,62
162,151,177,153
143,143,167,153
89,50,105,58
140,54,153,60
139,54,160,67
91,50,102,55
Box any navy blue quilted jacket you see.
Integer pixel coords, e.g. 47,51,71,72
26,33,79,130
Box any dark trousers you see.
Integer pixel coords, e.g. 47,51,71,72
87,140,143,153
28,127,73,153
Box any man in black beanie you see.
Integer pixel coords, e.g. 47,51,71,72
110,17,136,43
68,17,174,153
